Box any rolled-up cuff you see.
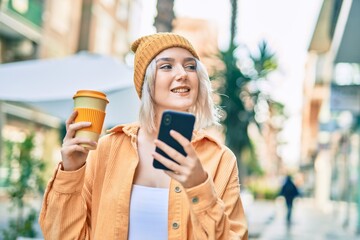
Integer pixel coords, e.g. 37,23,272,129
185,173,218,213
53,162,86,194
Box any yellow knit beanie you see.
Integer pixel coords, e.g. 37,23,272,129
131,32,199,98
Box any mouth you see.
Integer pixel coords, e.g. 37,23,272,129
171,87,190,93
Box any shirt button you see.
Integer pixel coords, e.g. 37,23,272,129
172,222,180,229
174,186,181,193
192,196,199,204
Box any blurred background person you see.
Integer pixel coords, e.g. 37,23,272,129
279,174,300,226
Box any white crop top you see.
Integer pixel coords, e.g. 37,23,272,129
128,184,169,240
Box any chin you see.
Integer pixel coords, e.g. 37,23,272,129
167,107,188,112
165,106,190,112
160,100,195,112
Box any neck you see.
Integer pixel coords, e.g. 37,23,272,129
139,126,158,140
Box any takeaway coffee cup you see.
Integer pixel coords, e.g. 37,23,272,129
73,90,109,150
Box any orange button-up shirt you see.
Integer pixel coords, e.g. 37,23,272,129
39,123,248,239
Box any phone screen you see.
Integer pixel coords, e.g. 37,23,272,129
153,110,195,171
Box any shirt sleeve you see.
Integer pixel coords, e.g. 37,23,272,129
38,153,95,240
185,152,248,240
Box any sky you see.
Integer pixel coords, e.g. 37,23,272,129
139,0,323,167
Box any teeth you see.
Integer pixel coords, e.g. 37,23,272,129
172,88,189,93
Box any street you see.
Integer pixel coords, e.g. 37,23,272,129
247,198,360,240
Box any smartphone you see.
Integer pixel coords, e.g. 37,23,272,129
153,110,196,171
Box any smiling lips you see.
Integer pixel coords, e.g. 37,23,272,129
171,87,190,93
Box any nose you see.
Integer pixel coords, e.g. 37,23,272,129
175,65,187,80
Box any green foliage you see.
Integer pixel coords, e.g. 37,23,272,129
1,209,38,240
242,141,263,176
214,0,284,180
247,181,279,200
216,44,251,179
1,133,46,239
249,40,278,78
216,40,280,178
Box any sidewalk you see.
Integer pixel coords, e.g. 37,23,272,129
247,197,360,240
244,199,276,238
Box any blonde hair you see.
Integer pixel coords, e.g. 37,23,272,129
139,59,220,134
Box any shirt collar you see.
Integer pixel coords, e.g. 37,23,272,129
107,122,140,138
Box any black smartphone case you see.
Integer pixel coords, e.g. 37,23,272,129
153,110,195,171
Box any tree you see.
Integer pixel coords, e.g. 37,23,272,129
154,0,175,32
1,133,46,239
215,0,281,180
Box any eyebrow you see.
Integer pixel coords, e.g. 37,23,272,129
155,57,196,63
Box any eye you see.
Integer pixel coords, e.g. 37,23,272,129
159,64,172,70
185,64,196,71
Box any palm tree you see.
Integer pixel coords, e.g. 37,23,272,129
216,0,280,180
154,0,175,32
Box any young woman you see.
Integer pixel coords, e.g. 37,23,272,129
39,32,248,239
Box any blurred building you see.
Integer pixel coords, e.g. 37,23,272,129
0,0,136,193
0,0,133,62
302,0,360,228
0,0,44,62
173,17,223,75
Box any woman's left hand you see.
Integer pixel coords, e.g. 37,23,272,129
152,130,208,188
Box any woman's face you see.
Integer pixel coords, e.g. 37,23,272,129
153,47,199,113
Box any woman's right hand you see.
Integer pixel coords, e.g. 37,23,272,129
60,111,97,171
